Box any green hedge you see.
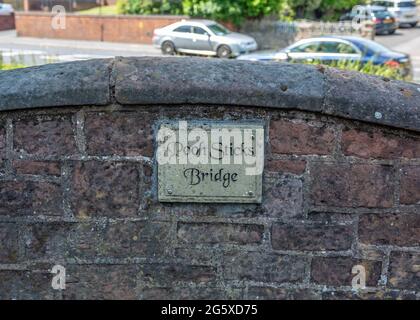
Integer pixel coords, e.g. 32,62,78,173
294,59,411,81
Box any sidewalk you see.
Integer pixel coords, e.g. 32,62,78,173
0,30,161,66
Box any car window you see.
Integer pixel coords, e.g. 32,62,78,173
398,1,416,8
290,42,320,53
193,27,208,35
207,24,230,36
173,25,192,33
372,1,393,7
316,41,357,54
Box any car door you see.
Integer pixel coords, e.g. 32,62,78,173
191,26,213,52
171,25,194,50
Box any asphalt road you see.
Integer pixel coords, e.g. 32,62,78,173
375,25,420,82
0,25,419,82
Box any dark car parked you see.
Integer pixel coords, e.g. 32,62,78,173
340,5,398,34
237,36,413,79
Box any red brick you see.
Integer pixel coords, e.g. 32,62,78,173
0,269,57,300
262,176,303,218
272,222,353,251
359,213,420,247
85,112,154,157
177,222,263,245
64,265,139,300
266,159,306,174
388,252,420,291
400,166,420,205
71,161,140,217
0,223,18,263
13,160,61,176
342,128,420,159
0,180,62,216
311,257,382,286
310,163,394,208
270,119,335,155
15,13,183,44
13,116,77,157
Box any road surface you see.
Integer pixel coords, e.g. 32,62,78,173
0,25,419,82
375,25,420,82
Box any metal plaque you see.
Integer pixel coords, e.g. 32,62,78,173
157,121,264,203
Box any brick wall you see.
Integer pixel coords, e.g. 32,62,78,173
0,57,419,300
0,14,15,31
15,12,186,43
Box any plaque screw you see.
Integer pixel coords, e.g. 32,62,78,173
248,191,254,196
166,188,173,195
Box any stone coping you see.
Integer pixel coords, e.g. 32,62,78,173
0,56,419,132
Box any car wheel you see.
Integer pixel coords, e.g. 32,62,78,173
409,22,418,28
161,41,176,55
388,29,396,34
217,45,232,59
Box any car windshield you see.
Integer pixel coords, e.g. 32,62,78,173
372,1,393,7
207,24,231,36
398,1,416,7
374,10,392,18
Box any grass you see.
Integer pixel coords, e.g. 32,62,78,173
76,5,118,15
0,63,25,71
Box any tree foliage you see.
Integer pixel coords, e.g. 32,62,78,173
116,0,367,24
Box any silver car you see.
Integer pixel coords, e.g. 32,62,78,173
153,19,258,58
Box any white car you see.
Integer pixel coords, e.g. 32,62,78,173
153,20,258,58
0,3,13,15
372,0,418,27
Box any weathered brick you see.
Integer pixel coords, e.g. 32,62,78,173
222,251,308,283
177,222,263,245
272,222,353,251
25,221,172,260
342,128,420,159
311,257,382,287
139,264,217,286
310,163,394,208
322,289,417,300
0,180,62,216
270,119,335,155
0,269,57,300
266,159,306,175
13,160,61,176
64,265,139,300
13,116,77,157
400,166,420,205
71,161,139,217
248,287,320,300
85,112,154,157
388,252,420,291
262,176,303,218
359,213,420,247
0,223,18,263
140,286,242,300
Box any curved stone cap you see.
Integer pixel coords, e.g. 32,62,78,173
1,56,419,132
